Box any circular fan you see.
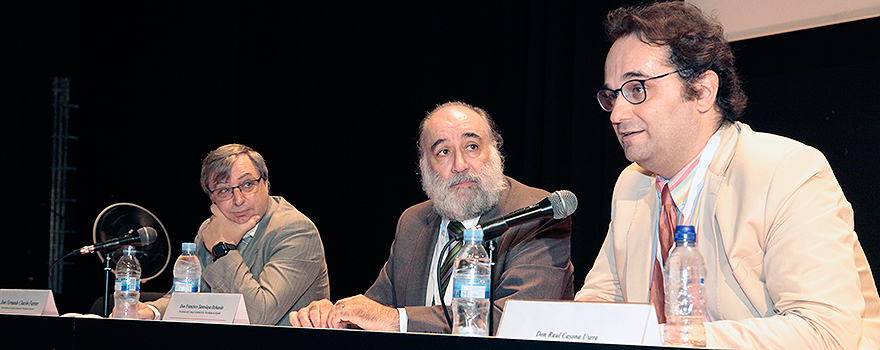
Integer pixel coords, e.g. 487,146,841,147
92,203,171,282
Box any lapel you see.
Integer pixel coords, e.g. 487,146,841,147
708,123,744,256
405,208,442,304
702,123,740,256
698,123,741,319
240,196,278,264
622,176,658,303
700,162,724,319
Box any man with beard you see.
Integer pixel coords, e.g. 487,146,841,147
289,101,574,334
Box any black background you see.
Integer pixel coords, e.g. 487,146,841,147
2,1,878,315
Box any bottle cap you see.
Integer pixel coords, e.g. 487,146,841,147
673,225,697,243
464,227,484,241
122,245,137,254
182,242,197,253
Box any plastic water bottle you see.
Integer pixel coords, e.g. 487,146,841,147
173,242,201,293
113,245,141,319
451,227,491,336
664,225,707,347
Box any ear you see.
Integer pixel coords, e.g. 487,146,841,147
694,70,719,114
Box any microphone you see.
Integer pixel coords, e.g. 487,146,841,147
74,227,158,255
477,190,578,241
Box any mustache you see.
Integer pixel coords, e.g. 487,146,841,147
444,172,481,188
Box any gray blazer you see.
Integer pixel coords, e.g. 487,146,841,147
148,196,330,325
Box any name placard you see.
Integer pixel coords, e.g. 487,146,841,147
497,300,661,346
0,289,59,316
163,293,249,324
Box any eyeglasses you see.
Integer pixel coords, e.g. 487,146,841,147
595,70,682,112
209,177,262,201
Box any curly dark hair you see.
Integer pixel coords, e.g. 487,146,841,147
605,1,747,123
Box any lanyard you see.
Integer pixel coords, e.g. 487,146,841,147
679,132,721,225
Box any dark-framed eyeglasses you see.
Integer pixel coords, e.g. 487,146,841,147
595,70,682,112
209,177,263,201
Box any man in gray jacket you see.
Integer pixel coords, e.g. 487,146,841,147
139,144,330,325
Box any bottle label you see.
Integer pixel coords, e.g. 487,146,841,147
173,278,200,293
452,277,490,299
115,277,140,292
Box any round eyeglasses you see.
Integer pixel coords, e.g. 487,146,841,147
595,70,682,112
209,177,263,201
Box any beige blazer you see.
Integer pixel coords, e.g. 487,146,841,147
577,122,880,349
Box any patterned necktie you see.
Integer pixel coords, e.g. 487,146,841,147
650,184,678,324
438,221,465,296
238,234,252,250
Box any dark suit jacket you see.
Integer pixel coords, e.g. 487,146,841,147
365,176,574,334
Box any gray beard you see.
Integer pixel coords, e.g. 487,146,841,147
419,148,507,222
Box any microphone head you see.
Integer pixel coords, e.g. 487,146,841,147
548,190,578,219
137,227,158,246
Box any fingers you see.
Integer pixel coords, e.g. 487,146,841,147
327,299,347,329
328,295,392,330
203,205,258,247
243,214,261,230
303,300,329,328
289,310,302,327
317,301,331,328
290,299,333,328
137,303,156,320
210,204,222,217
291,304,313,327
290,296,398,331
327,295,374,329
209,204,259,232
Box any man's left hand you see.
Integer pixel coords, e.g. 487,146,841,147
327,295,400,332
201,204,260,250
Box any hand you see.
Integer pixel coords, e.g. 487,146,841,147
289,298,334,328
201,204,260,249
576,297,604,302
109,302,156,320
327,295,400,332
137,302,156,320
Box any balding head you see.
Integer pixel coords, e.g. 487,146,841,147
417,101,507,221
418,101,503,159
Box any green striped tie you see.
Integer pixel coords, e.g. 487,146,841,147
439,221,465,295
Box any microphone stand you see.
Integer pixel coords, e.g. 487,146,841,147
438,239,456,331
102,250,113,317
486,239,496,336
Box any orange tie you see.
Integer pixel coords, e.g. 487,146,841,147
650,183,678,323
